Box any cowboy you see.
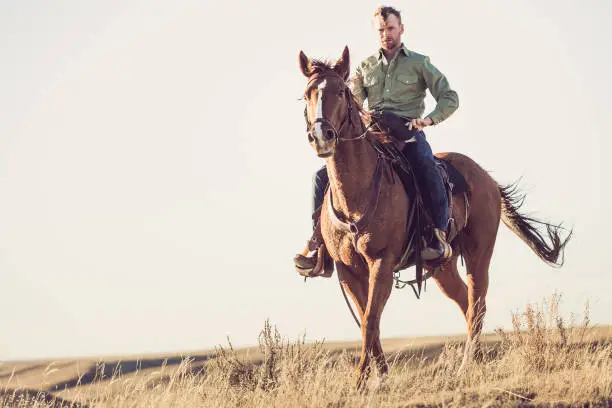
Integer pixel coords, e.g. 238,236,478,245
294,6,459,275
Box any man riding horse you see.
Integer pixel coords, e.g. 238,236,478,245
294,6,459,275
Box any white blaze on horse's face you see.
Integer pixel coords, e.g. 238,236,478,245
307,77,337,158
314,79,327,136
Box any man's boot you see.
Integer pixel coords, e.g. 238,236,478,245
293,213,333,277
293,237,325,276
421,228,452,261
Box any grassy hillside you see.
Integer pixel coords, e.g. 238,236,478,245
1,296,610,407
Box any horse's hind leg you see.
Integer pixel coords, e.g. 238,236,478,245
461,216,498,366
462,247,492,364
432,255,468,318
439,152,501,370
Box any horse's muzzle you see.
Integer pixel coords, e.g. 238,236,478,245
309,123,337,157
310,123,337,144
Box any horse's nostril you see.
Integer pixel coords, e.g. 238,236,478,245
325,129,335,141
308,133,314,143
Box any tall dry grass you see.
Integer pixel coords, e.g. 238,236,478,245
1,294,611,407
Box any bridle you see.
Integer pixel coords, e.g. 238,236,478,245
305,73,371,143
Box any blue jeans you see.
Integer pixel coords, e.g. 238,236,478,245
311,111,448,231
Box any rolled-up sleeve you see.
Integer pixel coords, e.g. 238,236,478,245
421,57,459,125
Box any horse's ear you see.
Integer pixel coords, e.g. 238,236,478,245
333,46,350,80
299,50,312,77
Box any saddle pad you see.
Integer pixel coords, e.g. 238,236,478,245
436,157,469,196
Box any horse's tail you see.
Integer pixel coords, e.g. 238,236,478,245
499,182,572,267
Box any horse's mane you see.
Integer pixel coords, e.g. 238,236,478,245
306,58,334,76
304,59,391,143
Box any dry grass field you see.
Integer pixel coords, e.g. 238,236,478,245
1,295,610,407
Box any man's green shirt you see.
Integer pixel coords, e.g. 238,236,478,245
349,44,459,125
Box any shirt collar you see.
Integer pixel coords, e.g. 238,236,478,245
378,43,410,60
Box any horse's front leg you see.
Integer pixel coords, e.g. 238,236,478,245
356,255,394,390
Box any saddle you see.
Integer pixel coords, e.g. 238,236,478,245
391,154,469,273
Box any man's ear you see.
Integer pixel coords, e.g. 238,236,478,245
299,50,312,77
333,46,350,80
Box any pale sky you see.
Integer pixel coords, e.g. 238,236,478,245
1,0,611,361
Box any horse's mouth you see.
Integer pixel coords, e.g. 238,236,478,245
318,151,333,158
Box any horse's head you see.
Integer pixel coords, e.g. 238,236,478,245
299,46,353,158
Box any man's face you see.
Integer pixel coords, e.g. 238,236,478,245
374,14,404,52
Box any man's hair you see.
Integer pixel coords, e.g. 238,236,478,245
373,6,402,24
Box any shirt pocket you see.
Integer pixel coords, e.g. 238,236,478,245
397,74,420,89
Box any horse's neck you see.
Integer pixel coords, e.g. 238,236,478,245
326,134,378,217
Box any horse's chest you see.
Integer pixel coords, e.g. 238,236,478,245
321,227,359,265
326,230,386,268
336,237,360,265
321,209,391,266
340,248,364,268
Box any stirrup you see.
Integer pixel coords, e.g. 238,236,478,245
421,228,452,261
294,242,319,270
294,244,333,278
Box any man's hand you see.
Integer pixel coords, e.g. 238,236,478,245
406,117,433,131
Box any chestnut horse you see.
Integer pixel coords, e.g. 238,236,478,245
298,47,570,389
